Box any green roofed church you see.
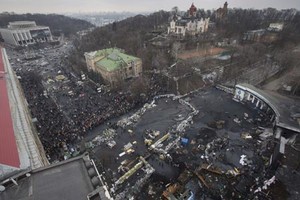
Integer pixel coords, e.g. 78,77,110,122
84,48,142,85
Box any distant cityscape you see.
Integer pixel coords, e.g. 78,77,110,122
65,12,148,27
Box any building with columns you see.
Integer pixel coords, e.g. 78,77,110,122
167,3,210,37
234,84,300,134
233,83,300,168
0,21,52,46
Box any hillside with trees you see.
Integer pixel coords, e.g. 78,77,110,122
0,12,94,36
73,11,169,54
66,7,300,96
216,8,300,43
69,11,170,72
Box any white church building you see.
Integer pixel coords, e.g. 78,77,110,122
167,3,210,37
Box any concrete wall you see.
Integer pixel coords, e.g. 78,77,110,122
0,29,18,45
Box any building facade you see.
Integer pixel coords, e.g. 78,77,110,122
243,27,281,43
243,29,266,42
268,23,284,32
0,21,52,46
167,4,210,37
84,48,142,85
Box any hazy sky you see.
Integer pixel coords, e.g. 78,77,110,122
1,0,300,13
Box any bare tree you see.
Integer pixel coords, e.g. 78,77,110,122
171,6,179,15
171,42,181,61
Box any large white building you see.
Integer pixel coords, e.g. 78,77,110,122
0,21,52,46
168,17,210,36
167,3,210,37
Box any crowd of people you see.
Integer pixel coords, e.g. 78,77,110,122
19,69,166,161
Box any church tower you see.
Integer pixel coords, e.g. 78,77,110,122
224,2,228,12
189,3,197,17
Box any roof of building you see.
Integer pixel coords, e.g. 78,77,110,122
8,21,35,25
189,3,197,15
175,19,188,26
236,83,300,133
0,154,110,200
0,48,20,169
0,21,49,31
2,26,50,31
94,48,140,72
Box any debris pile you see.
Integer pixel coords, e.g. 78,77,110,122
91,128,117,147
117,101,156,128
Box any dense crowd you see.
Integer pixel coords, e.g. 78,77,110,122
19,70,165,161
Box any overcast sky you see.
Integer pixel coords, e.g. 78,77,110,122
1,0,300,14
